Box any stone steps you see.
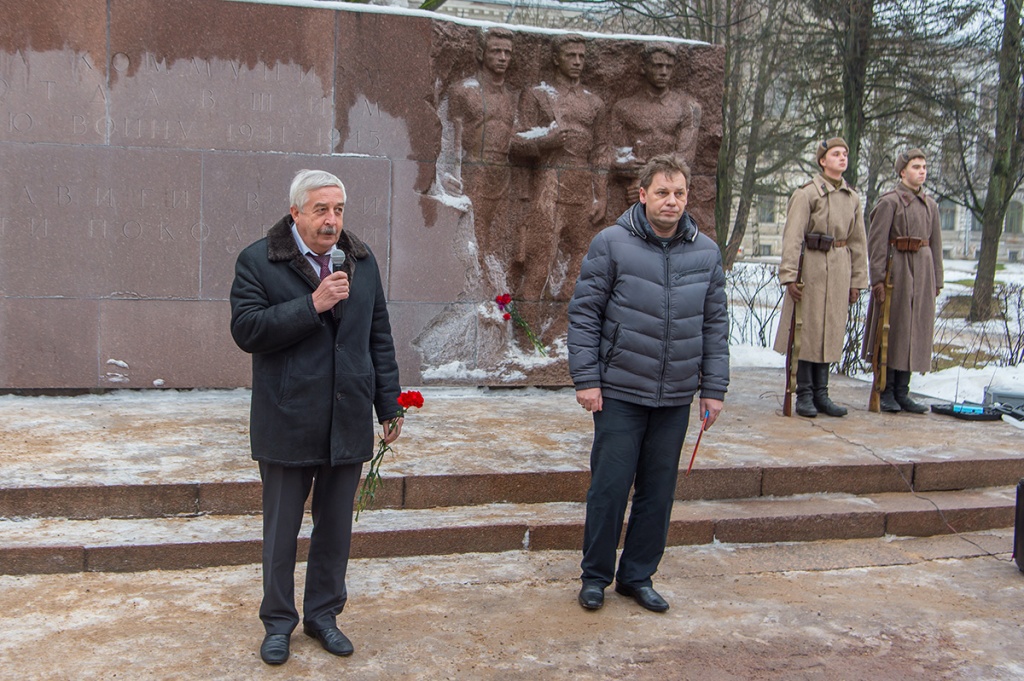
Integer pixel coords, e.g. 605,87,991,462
3,455,1023,520
1,486,1014,575
3,374,1021,576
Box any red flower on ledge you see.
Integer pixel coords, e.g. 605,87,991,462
356,390,424,519
495,293,547,356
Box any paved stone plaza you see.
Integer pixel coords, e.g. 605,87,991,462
1,367,1023,678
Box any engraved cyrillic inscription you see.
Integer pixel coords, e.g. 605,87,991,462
0,49,106,144
106,53,331,153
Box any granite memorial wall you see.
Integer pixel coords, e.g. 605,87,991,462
0,0,724,389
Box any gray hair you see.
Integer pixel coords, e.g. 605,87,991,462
289,169,346,210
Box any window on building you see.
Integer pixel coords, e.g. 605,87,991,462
972,212,983,232
758,244,773,257
939,199,957,231
1004,201,1023,234
756,196,775,224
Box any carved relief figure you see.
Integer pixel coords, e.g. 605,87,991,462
609,44,702,208
442,28,519,271
511,34,608,301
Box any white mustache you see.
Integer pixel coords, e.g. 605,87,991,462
319,227,337,235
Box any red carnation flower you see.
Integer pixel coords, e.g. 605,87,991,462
397,390,424,410
357,389,424,518
493,292,546,356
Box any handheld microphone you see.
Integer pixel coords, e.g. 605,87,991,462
331,249,346,273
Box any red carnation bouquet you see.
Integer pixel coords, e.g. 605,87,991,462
495,293,546,356
356,389,424,519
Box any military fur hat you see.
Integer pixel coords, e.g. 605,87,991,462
895,148,926,176
816,137,849,164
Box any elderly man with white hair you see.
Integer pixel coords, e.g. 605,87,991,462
230,169,404,665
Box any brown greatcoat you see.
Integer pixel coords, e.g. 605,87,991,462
773,173,869,363
861,182,944,372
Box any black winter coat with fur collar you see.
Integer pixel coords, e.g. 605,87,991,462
229,215,401,467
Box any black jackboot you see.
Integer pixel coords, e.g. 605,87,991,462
893,370,928,414
795,361,817,417
812,363,848,417
878,368,901,412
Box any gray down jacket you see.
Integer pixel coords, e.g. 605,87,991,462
567,202,730,407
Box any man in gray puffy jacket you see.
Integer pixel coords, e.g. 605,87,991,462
568,154,729,613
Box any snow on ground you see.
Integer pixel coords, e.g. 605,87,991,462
943,259,1024,286
729,344,785,369
728,260,1024,404
910,364,1024,403
717,328,1023,403
731,341,1022,402
735,353,1024,411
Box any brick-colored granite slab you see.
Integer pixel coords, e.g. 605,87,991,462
2,370,1021,494
1,489,1014,574
761,463,915,496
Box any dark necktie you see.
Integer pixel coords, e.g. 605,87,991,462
311,254,331,282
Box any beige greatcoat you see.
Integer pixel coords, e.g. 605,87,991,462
773,174,869,363
861,183,943,372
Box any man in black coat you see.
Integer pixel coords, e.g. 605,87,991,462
230,169,403,665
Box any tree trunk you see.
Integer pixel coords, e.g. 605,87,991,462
714,1,742,250
723,29,775,269
840,0,874,189
970,0,1023,321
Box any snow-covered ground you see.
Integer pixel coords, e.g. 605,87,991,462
728,342,1024,402
729,260,1024,404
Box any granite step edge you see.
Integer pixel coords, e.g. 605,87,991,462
0,487,1014,575
5,456,1024,520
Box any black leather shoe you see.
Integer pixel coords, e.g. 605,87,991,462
879,389,901,412
795,361,817,417
812,393,848,417
895,395,928,414
303,624,354,657
893,370,928,414
260,633,290,665
578,583,605,610
795,393,818,417
811,362,847,417
614,582,669,612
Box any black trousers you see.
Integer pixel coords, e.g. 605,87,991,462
258,460,362,635
580,397,690,588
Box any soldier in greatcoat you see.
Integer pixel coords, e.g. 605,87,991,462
861,148,943,413
773,137,869,417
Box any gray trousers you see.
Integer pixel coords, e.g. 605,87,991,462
258,460,362,635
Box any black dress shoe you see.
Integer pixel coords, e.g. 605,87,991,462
303,624,354,657
260,633,290,665
614,582,669,612
578,583,605,610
